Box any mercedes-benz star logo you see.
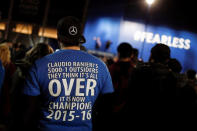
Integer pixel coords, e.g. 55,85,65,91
69,26,78,35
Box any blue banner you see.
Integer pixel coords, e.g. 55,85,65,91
84,18,197,72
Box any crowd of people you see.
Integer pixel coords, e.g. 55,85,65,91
0,41,54,130
0,16,197,131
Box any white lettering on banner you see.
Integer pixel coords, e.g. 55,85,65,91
134,31,191,50
48,79,97,97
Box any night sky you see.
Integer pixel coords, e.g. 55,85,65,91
124,0,197,32
0,0,196,32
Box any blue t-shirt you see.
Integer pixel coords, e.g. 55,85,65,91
23,50,114,131
0,60,5,95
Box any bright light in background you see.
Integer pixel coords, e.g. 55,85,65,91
145,0,155,6
0,22,6,30
12,24,33,34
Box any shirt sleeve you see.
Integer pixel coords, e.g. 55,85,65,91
0,60,5,89
23,64,41,96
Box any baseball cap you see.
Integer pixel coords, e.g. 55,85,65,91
57,16,86,45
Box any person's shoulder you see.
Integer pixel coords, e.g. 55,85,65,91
135,62,172,75
109,61,120,67
135,62,152,71
110,61,133,70
79,51,107,65
142,62,170,71
34,51,56,64
34,55,50,65
108,61,121,72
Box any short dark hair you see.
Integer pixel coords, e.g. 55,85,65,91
26,43,53,64
57,16,86,46
117,42,133,58
150,43,170,63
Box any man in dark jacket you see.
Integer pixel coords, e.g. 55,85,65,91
108,42,134,130
128,43,177,126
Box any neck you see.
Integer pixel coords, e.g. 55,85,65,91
62,46,80,50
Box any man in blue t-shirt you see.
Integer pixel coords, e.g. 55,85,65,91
23,16,114,131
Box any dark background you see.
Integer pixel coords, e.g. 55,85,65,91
0,0,196,32
124,0,196,32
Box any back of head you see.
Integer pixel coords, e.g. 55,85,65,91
117,42,133,59
0,43,11,66
26,43,54,64
57,16,86,47
150,43,170,64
